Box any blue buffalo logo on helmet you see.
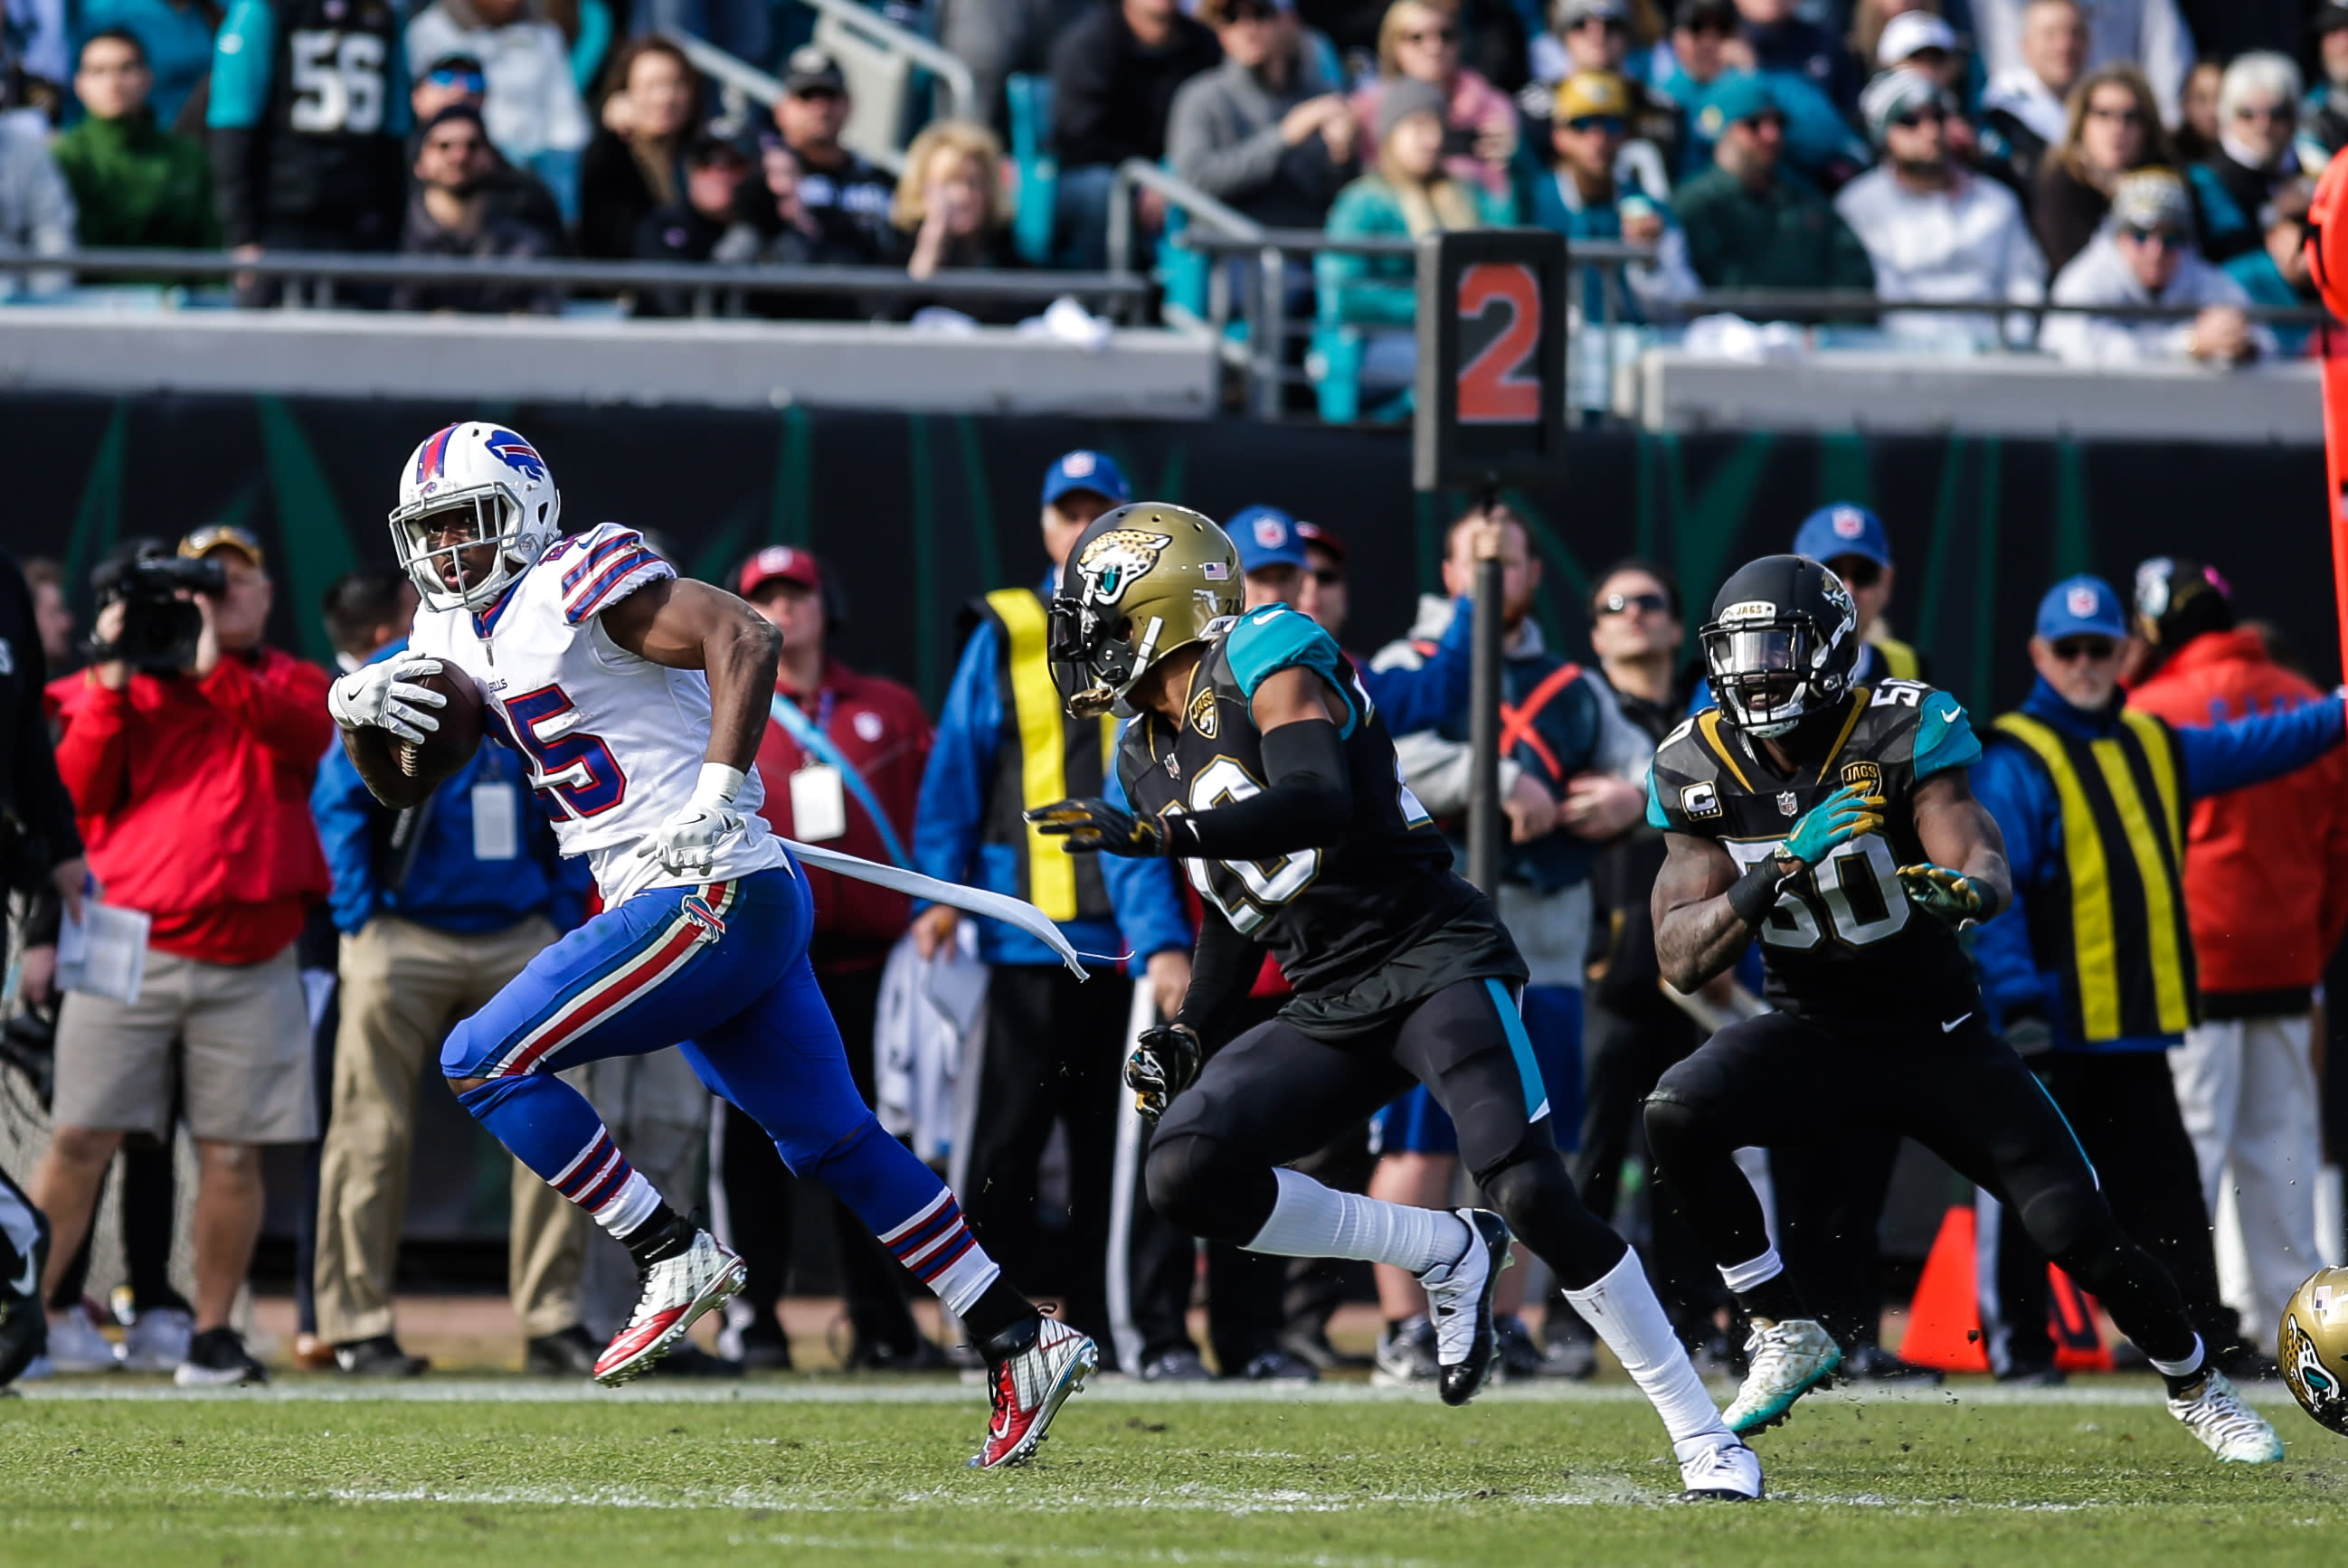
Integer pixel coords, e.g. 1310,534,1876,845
485,430,548,483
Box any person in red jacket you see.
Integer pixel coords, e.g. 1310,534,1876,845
717,544,942,1371
27,526,333,1387
2127,556,2348,1338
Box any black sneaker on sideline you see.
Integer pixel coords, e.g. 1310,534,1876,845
1994,1359,2066,1386
333,1335,429,1377
1238,1348,1318,1381
174,1327,266,1388
1840,1341,1945,1384
525,1325,601,1376
847,1336,949,1372
736,1330,794,1372
649,1342,744,1377
1139,1348,1214,1382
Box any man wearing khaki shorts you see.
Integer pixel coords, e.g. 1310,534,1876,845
33,526,335,1385
310,568,593,1375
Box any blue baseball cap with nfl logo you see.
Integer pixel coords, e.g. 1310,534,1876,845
1226,505,1309,573
1041,449,1131,508
1793,504,1892,570
2035,575,2128,641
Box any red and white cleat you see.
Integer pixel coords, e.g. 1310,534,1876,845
592,1230,746,1386
970,1317,1098,1469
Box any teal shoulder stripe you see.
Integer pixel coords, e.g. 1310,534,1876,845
1226,605,1359,737
1914,698,1982,780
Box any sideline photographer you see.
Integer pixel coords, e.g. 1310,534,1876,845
25,527,332,1387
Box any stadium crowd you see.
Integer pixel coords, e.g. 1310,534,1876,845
0,0,2324,359
0,449,2338,1390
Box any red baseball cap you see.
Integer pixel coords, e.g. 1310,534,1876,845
738,544,822,598
1293,519,1345,563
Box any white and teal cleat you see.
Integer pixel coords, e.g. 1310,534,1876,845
2167,1369,2286,1463
1722,1318,1842,1437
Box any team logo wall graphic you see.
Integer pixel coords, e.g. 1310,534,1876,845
1076,530,1174,606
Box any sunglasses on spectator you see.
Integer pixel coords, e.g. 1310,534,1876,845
2122,225,2184,249
1738,110,1787,133
426,65,486,90
1566,114,1629,136
2085,103,2144,125
2050,637,2117,663
1597,590,1670,617
1401,25,1458,43
1313,566,1345,587
2233,102,2290,122
1891,105,1946,129
791,85,844,101
1567,14,1626,31
1828,557,1882,590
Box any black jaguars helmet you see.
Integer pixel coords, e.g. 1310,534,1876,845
1700,553,1861,739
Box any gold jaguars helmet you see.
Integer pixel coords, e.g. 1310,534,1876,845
2280,1267,2348,1434
1048,503,1241,719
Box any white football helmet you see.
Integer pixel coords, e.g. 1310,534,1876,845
391,422,563,611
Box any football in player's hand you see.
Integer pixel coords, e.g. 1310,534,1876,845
393,665,486,786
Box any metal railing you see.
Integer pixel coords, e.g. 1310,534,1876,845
0,248,1149,317
802,0,977,126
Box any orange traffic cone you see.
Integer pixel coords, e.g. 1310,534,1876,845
1893,1204,2115,1373
1896,1204,1990,1372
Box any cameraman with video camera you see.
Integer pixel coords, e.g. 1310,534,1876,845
26,525,332,1387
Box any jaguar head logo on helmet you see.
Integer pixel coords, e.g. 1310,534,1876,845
1699,553,1861,739
1047,504,1240,719
2281,1267,2348,1435
391,421,564,611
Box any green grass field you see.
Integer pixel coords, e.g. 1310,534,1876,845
3,1379,2343,1568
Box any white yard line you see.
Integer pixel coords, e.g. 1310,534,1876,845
9,1376,2295,1408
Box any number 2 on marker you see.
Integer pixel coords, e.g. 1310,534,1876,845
1455,262,1541,423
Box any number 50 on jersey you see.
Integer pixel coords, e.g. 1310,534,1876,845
1411,229,1570,492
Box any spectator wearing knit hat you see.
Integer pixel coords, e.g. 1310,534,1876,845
2044,167,2271,366
1674,71,1874,291
1656,3,1863,183
1834,71,2045,346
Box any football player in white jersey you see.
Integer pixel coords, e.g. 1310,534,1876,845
327,423,1094,1468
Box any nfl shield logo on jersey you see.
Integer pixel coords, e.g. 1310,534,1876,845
1776,791,1798,816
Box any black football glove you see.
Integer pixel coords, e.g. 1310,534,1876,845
1126,1022,1203,1123
1025,798,1174,857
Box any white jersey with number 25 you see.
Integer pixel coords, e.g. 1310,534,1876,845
409,522,791,904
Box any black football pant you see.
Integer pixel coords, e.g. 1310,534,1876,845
1571,987,1726,1334
961,963,1189,1368
718,962,923,1357
1772,1133,1901,1353
1993,1050,2241,1367
1147,978,1632,1294
1645,1012,2200,1365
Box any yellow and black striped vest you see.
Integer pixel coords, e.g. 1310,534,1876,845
977,588,1119,926
1992,708,2198,1043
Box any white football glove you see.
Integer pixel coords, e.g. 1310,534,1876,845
635,764,750,876
327,654,448,745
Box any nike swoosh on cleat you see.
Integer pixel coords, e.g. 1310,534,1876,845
1942,1013,1973,1034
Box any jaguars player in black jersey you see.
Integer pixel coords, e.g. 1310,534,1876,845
1027,504,1761,1500
1643,554,2282,1463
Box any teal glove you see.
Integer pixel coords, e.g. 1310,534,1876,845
1898,862,1985,928
1780,783,1886,866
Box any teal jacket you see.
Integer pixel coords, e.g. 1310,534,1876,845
1320,174,1515,326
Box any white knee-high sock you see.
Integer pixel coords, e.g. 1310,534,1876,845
1245,1167,1467,1272
1566,1249,1733,1456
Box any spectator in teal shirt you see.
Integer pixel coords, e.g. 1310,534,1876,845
2221,180,2316,358
1526,71,1699,321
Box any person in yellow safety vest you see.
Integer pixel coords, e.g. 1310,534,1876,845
1969,573,2347,1385
909,450,1198,1375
